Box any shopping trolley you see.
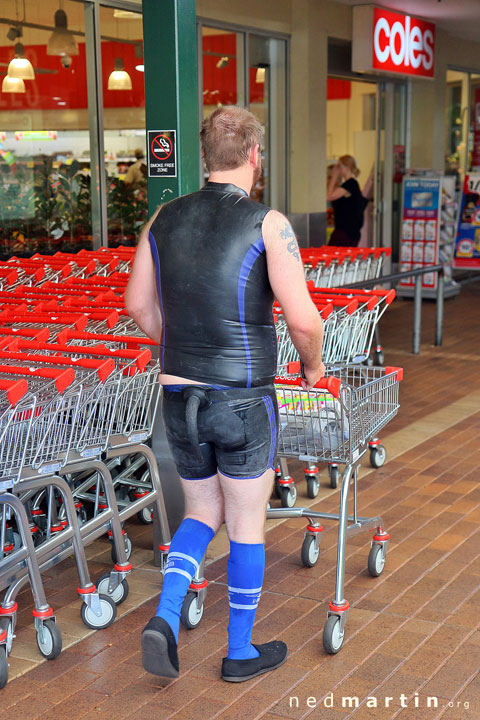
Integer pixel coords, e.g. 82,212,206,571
267,362,403,653
273,287,396,505
0,376,65,688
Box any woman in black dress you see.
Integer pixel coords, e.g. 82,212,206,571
327,155,366,247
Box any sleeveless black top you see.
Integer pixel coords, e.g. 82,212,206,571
148,182,276,388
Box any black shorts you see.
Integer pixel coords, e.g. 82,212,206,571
162,385,278,480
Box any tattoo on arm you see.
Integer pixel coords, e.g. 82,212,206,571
280,222,300,262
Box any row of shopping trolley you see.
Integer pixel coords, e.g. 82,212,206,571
0,248,177,688
0,244,402,682
302,246,391,288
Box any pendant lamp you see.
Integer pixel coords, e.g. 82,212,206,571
7,43,35,80
108,58,132,90
47,9,79,56
2,75,26,93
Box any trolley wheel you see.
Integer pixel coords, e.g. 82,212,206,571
368,544,386,577
374,349,385,366
363,354,374,367
274,479,282,500
36,619,62,660
137,506,153,525
306,475,320,499
0,646,8,690
95,572,129,606
323,615,345,654
369,445,386,469
111,532,132,564
80,594,116,630
180,592,204,629
280,484,297,508
328,465,340,489
301,535,320,567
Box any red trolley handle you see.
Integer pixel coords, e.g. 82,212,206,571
312,286,396,306
0,351,115,383
275,366,341,398
384,366,404,382
7,339,151,371
0,365,75,393
0,378,29,405
0,327,50,341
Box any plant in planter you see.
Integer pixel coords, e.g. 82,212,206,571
107,175,147,247
55,167,92,252
0,164,37,258
33,158,65,254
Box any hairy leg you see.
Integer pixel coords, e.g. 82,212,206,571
180,473,225,533
218,469,274,543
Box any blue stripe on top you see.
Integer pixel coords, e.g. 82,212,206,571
262,395,277,470
237,238,266,388
149,231,165,369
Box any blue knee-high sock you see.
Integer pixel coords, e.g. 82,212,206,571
156,518,214,641
227,541,264,660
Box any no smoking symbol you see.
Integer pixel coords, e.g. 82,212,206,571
151,134,173,160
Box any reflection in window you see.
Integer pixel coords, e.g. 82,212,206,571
100,5,147,247
0,0,92,257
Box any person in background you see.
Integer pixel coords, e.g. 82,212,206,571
124,148,147,185
326,154,366,247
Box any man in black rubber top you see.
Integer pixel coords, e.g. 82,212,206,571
125,106,325,682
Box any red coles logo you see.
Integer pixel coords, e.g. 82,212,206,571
372,8,435,78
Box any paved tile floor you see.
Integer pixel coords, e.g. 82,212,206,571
1,283,480,719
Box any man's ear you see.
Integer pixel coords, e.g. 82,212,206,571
249,144,260,167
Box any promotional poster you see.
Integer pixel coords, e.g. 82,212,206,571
453,173,480,268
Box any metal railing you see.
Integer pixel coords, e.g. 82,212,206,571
342,264,445,355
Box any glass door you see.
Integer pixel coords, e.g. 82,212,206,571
248,34,287,211
198,22,288,212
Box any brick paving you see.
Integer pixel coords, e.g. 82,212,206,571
1,283,480,719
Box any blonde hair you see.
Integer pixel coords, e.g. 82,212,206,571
338,155,360,178
200,106,263,172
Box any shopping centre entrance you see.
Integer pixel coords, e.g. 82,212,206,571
326,46,408,265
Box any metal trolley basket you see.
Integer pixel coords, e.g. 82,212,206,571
267,363,403,654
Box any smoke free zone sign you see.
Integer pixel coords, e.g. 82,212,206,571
147,130,177,178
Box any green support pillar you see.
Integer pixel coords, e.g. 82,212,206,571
142,0,199,214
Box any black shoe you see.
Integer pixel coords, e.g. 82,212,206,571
141,616,179,678
221,641,288,682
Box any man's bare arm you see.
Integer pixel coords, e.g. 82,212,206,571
263,210,324,389
124,208,163,343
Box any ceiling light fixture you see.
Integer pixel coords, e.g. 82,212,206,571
107,57,132,90
8,42,35,80
47,9,79,56
256,67,266,83
135,64,144,72
2,75,25,93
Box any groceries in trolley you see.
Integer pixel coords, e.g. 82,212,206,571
276,376,349,456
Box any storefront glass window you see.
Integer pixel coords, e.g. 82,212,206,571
445,69,469,188
326,77,377,245
200,24,287,212
468,73,480,173
100,4,146,248
248,34,287,211
0,0,92,258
